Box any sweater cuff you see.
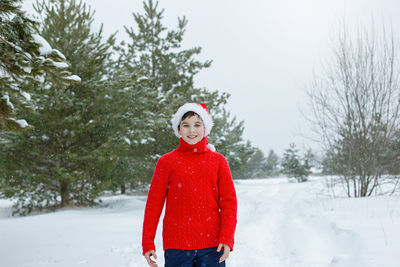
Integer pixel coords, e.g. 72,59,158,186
142,243,156,256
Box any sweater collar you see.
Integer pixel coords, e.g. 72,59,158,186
177,137,209,153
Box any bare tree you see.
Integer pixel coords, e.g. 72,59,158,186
307,22,400,197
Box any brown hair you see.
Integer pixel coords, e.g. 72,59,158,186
178,111,200,130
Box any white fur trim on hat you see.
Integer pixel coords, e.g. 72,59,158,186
171,103,214,137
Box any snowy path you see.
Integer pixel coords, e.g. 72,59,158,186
230,179,286,266
231,179,362,267
1,178,399,267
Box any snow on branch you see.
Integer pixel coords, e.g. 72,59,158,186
7,118,29,128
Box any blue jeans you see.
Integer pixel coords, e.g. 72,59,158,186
164,246,225,267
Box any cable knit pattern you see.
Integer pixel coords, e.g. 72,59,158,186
142,137,237,255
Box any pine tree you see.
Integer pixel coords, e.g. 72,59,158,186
265,149,280,177
33,0,137,193
120,0,210,155
241,148,268,178
118,0,255,182
0,0,78,131
385,130,400,175
303,148,317,175
281,143,310,182
0,0,131,214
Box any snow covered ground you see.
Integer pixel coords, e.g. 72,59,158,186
0,177,399,267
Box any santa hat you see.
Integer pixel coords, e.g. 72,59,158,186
171,103,214,138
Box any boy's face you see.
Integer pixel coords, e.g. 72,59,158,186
178,115,205,145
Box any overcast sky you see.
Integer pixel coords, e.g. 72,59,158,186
22,0,400,156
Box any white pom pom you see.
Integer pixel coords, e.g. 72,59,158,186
207,143,216,152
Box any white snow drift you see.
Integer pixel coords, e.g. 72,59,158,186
0,177,399,267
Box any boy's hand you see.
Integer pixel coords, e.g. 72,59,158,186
144,250,158,267
217,243,231,263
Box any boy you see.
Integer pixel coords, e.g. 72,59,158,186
142,103,237,267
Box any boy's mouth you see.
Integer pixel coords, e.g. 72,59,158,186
187,135,197,139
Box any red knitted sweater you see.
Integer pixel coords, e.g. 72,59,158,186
142,137,237,255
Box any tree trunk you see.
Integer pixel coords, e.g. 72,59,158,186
60,181,69,207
